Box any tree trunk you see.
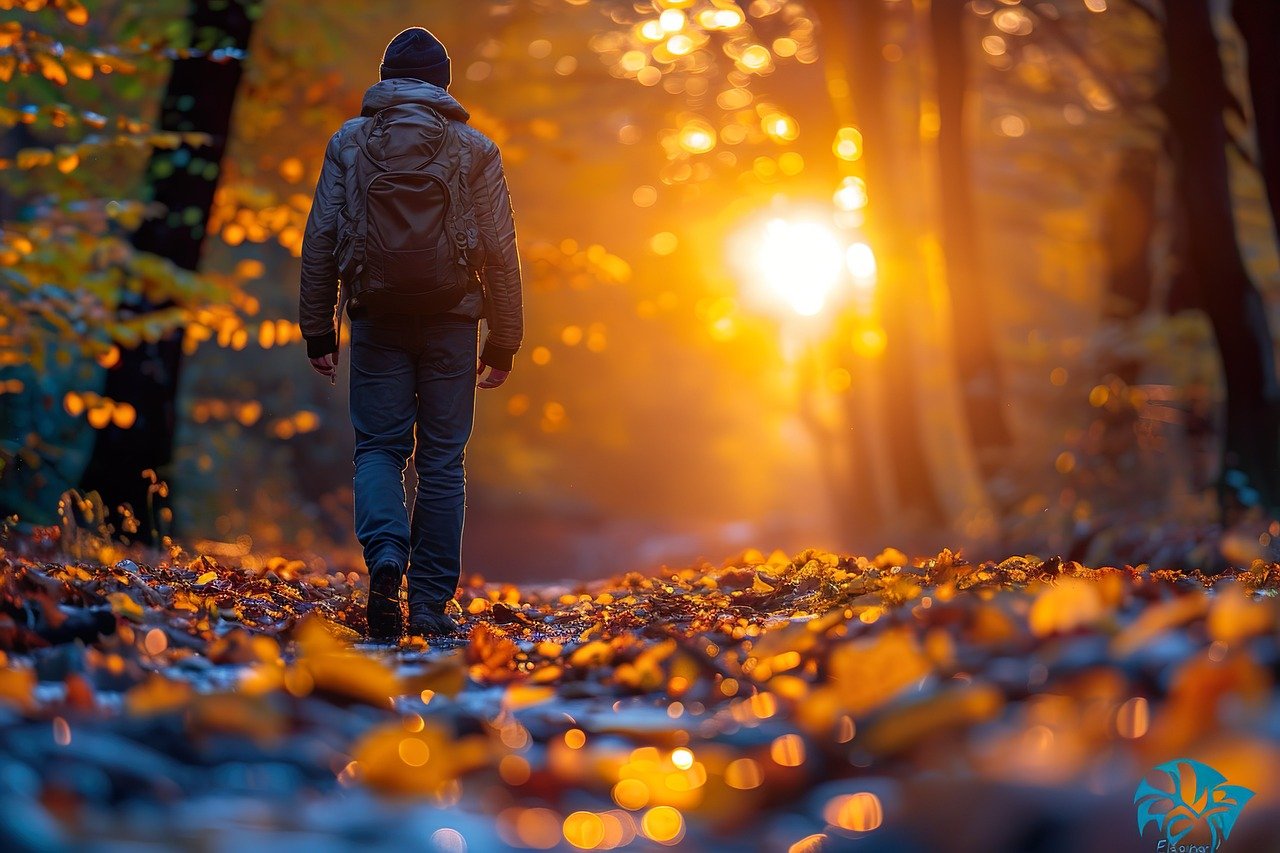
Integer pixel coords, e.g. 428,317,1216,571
1164,0,1280,517
1100,146,1158,382
79,0,255,541
812,0,947,527
1233,0,1280,242
929,0,1012,453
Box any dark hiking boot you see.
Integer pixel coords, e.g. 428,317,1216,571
407,608,461,641
366,562,404,641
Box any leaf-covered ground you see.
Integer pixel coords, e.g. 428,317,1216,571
2,528,1280,852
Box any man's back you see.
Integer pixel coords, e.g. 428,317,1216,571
297,27,523,642
300,75,523,371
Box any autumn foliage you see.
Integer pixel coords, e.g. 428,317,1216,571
3,523,1280,848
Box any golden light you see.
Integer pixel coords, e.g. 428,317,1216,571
740,45,771,71
833,126,863,161
778,151,804,175
621,50,647,72
677,120,716,154
994,8,1033,35
612,778,649,810
770,733,805,766
763,113,798,142
563,811,606,849
52,716,71,746
600,811,637,848
650,231,679,255
639,20,664,42
1116,696,1149,739
998,114,1027,137
397,736,430,767
825,792,884,831
641,806,684,844
513,808,562,849
833,176,868,211
659,9,685,32
701,8,744,29
853,327,887,357
667,34,694,55
500,754,531,784
724,757,762,789
738,218,846,317
846,242,876,287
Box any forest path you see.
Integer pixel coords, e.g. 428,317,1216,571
2,541,1279,850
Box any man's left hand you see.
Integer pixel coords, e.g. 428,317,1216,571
310,352,338,379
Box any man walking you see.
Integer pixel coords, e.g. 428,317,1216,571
299,27,523,641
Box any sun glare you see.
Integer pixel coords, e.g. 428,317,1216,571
846,241,876,286
742,218,846,317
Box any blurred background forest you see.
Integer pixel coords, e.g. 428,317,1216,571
2,0,1278,579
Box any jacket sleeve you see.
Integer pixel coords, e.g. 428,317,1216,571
471,141,524,371
299,130,345,358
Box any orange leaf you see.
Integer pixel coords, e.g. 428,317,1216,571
62,0,89,25
36,53,67,85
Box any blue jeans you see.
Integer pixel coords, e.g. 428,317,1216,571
348,312,478,616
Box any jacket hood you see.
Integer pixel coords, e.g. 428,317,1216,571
361,78,470,122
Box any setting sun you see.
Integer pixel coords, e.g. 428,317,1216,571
739,217,846,317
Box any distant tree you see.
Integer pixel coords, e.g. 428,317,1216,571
929,0,1012,457
1099,145,1158,378
1163,0,1280,516
1,1,254,528
78,0,256,541
1232,0,1280,242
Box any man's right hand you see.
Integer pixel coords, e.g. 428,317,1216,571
476,360,510,389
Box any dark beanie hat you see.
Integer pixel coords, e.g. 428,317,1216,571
380,27,451,89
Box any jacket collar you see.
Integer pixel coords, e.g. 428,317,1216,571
360,78,470,121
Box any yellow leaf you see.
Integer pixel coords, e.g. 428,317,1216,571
1028,578,1108,637
107,591,145,621
1207,580,1275,644
295,616,398,706
351,721,492,796
873,547,909,569
829,629,931,716
188,693,285,740
568,639,613,667
861,684,1003,755
505,684,555,709
125,674,192,716
529,664,562,683
401,652,467,698
0,667,36,712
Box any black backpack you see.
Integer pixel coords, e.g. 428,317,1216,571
334,103,479,313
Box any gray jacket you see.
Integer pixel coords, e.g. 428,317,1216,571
299,79,524,370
